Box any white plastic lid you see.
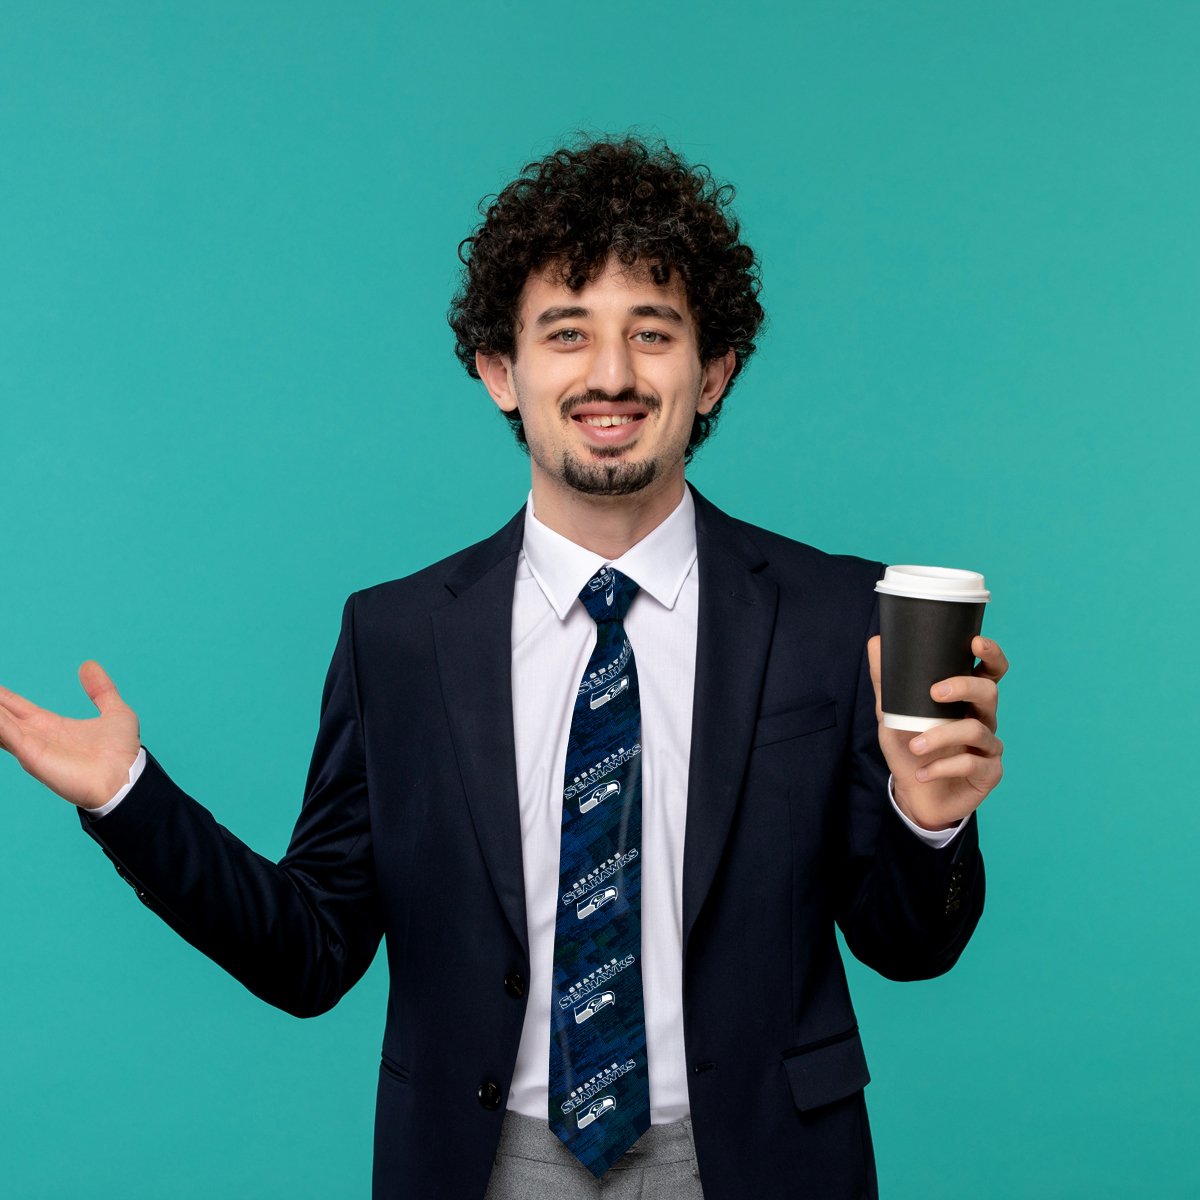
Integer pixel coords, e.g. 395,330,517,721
874,564,990,603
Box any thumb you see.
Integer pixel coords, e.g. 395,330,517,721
867,635,881,689
866,635,883,717
79,661,126,715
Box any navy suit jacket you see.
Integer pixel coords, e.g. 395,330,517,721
82,487,984,1200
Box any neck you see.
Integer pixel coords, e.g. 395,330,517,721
529,459,687,559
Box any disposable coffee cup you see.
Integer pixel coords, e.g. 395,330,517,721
875,566,990,733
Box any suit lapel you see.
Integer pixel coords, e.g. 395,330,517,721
431,508,529,957
429,490,777,960
682,489,779,952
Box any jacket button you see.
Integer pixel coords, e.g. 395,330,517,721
504,971,526,999
478,1081,502,1110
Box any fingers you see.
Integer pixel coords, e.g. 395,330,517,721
930,674,999,729
0,704,20,754
78,661,126,716
0,683,39,721
0,702,34,761
909,717,1002,762
908,716,1003,792
972,637,1008,682
912,748,1003,790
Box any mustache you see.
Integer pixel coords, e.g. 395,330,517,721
558,389,662,420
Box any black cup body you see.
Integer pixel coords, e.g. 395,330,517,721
879,593,986,721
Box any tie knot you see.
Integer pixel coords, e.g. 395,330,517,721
578,566,639,624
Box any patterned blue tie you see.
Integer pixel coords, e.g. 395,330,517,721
548,565,651,1176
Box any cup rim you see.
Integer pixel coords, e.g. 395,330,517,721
874,564,990,603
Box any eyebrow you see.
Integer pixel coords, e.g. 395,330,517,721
534,303,685,326
535,305,589,326
628,304,684,323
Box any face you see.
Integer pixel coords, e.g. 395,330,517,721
477,258,735,497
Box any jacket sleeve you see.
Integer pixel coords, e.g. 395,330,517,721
79,594,382,1017
834,592,985,981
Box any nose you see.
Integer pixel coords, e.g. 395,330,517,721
583,330,637,398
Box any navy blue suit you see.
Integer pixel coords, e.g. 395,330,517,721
82,488,984,1199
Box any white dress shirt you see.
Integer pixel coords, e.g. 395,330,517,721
505,488,962,1126
95,488,964,1125
507,487,702,1124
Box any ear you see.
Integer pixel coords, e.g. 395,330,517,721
476,351,519,413
697,348,738,415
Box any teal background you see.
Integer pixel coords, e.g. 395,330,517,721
2,2,1197,1196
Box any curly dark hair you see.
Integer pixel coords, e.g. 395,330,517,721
448,134,765,459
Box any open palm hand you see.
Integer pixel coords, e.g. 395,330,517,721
0,662,141,809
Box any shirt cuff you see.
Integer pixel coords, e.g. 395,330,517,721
888,775,967,849
88,747,147,820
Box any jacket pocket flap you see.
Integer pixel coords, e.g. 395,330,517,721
782,1029,870,1112
754,701,837,748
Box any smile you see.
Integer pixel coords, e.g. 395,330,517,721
566,399,653,445
577,414,642,427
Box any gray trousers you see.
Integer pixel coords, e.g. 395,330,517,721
484,1110,705,1199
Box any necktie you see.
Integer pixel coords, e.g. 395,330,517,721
548,565,651,1176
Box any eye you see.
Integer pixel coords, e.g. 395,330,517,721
552,328,582,343
636,330,667,344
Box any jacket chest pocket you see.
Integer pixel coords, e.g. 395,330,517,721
753,700,837,749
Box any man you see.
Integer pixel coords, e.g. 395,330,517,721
0,136,1006,1199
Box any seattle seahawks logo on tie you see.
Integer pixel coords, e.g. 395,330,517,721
548,566,650,1176
589,677,629,709
580,780,619,813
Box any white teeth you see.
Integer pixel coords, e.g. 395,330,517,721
582,415,636,427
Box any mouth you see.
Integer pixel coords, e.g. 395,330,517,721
567,401,650,446
577,413,641,428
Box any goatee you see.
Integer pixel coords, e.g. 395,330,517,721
525,387,667,497
559,451,660,496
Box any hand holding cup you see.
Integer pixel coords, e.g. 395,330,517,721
867,566,1009,831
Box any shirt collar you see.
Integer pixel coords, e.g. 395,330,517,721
521,486,697,621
